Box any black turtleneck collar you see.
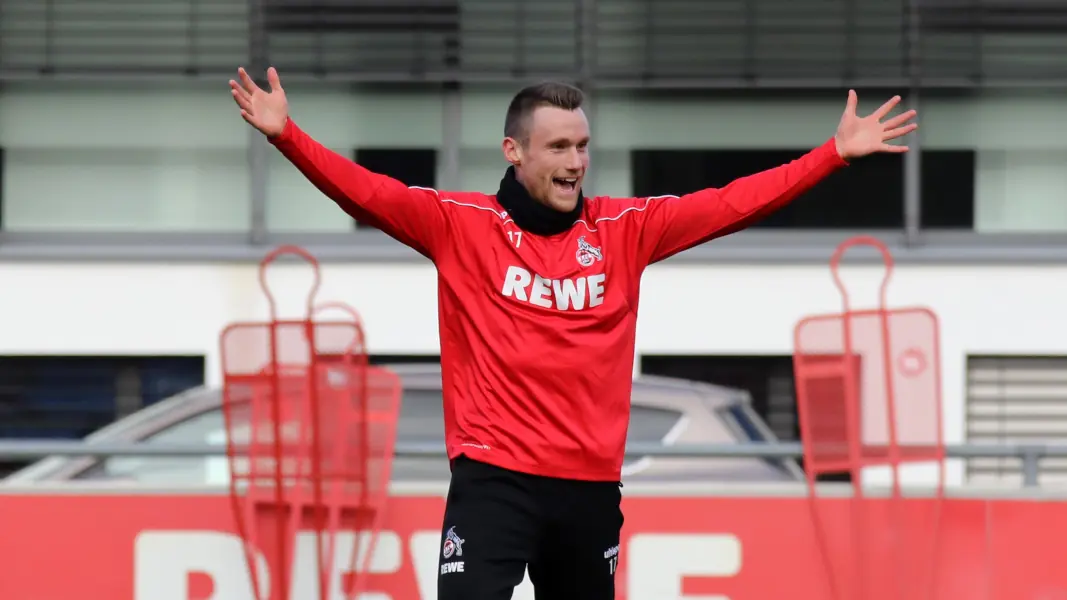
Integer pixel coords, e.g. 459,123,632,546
495,166,584,237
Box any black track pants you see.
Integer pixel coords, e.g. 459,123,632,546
436,455,624,600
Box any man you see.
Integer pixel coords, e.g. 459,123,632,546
229,67,916,599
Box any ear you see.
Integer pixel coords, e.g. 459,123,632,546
501,137,523,166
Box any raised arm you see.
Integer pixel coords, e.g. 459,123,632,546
230,67,448,259
634,91,917,266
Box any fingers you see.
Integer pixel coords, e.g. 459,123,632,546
230,79,251,103
880,143,910,153
872,95,902,121
883,123,918,141
230,81,254,114
229,79,250,100
882,109,917,131
845,89,858,116
237,67,262,95
266,67,283,93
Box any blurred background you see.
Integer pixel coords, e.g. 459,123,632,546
1,1,1067,596
1,0,1065,482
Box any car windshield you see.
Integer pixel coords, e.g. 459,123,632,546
72,388,692,484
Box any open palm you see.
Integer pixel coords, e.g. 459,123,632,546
229,67,289,138
834,90,918,161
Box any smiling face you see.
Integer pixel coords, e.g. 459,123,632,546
501,82,590,212
503,106,590,212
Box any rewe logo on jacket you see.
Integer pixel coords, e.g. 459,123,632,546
500,265,606,311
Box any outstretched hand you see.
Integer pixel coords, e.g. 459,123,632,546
834,90,918,161
229,67,289,138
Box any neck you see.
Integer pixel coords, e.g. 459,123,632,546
496,166,583,236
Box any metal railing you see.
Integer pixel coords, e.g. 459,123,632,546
3,0,1067,87
2,440,1066,487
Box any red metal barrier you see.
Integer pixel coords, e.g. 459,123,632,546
794,236,946,600
217,245,401,600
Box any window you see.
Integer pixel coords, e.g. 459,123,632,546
0,355,205,438
4,148,250,232
966,356,1067,485
641,354,848,481
351,149,437,230
78,408,226,485
74,385,454,485
922,150,975,229
266,1,459,35
0,355,204,475
630,149,975,230
368,354,440,366
265,1,461,74
641,355,798,440
70,354,441,483
75,355,442,485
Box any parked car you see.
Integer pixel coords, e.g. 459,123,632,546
3,363,802,485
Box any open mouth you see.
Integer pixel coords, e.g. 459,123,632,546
553,177,578,193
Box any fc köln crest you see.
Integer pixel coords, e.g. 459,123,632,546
442,526,465,559
575,236,603,268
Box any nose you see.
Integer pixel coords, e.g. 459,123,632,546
565,148,583,171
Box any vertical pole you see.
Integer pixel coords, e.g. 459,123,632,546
903,91,921,245
441,88,462,191
248,133,269,244
440,14,462,191
1021,448,1040,488
903,0,922,246
577,0,593,84
247,0,269,245
578,0,597,193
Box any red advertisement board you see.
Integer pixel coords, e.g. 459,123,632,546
0,492,1064,600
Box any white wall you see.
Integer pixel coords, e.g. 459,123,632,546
3,85,1067,232
0,257,1064,485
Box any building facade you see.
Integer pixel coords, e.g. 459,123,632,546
2,0,1067,486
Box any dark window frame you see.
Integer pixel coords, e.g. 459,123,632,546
640,354,852,481
630,148,976,230
0,355,206,475
351,148,438,230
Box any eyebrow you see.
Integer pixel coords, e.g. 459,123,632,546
547,136,591,146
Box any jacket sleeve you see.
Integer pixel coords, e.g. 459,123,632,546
269,118,449,259
633,137,848,266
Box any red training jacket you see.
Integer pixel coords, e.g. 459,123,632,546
270,118,847,481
